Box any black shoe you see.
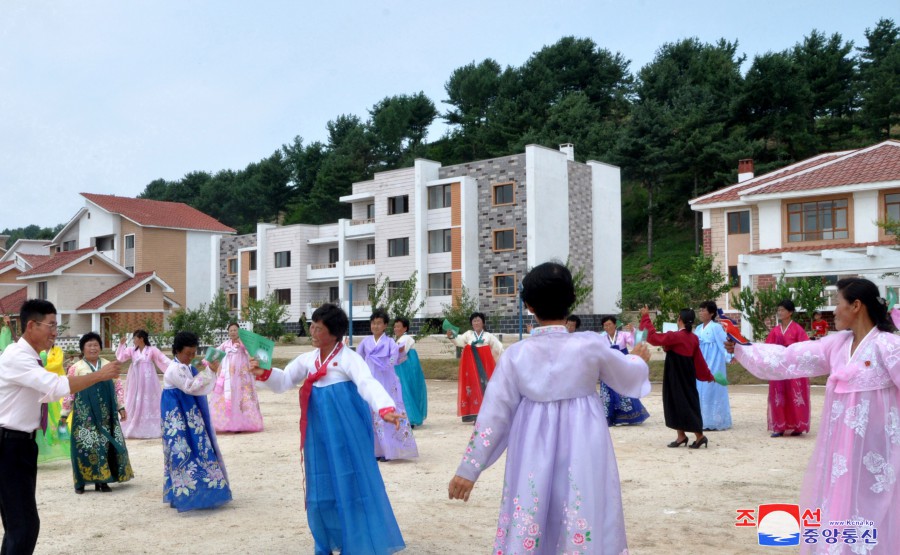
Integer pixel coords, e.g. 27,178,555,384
771,432,784,438
75,486,84,495
667,438,688,448
689,436,709,449
461,415,476,423
96,483,112,492
790,430,803,436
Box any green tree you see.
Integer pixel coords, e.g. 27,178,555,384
242,293,289,340
730,274,794,341
788,276,827,330
565,258,593,313
441,286,480,335
207,291,233,331
858,18,900,139
368,272,426,321
168,306,214,346
369,92,438,169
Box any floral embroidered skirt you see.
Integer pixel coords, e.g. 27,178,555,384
161,388,232,512
305,381,405,555
70,384,133,488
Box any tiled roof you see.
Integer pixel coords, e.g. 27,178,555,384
749,240,897,255
19,254,50,268
692,141,900,206
0,288,26,315
0,261,16,272
18,248,96,278
77,272,155,310
82,193,236,233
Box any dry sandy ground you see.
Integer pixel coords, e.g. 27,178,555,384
26,380,820,555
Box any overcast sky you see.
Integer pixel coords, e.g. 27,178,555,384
1,0,897,231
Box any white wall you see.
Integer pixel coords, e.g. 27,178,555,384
79,203,120,250
185,231,214,309
264,224,319,320
757,200,782,249
525,145,570,268
589,161,622,314
853,190,880,242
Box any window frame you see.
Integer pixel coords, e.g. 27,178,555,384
249,250,257,271
274,250,291,268
37,281,48,300
492,181,516,206
387,237,410,257
428,184,452,209
387,195,409,215
428,272,453,296
227,257,238,275
274,288,291,305
726,211,750,235
492,228,516,252
124,234,135,249
428,229,452,254
228,292,238,309
785,196,850,243
493,274,517,296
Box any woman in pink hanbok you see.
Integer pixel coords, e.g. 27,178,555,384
449,262,652,555
357,309,417,461
209,323,264,432
765,299,811,437
728,278,899,554
116,330,171,439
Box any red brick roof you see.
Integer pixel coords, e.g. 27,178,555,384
692,141,900,206
19,254,50,268
0,288,26,315
77,272,156,310
0,261,16,273
82,193,236,233
749,240,897,255
18,248,96,278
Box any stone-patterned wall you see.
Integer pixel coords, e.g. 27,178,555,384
567,161,593,313
439,154,527,317
703,229,712,256
220,233,257,292
107,312,164,338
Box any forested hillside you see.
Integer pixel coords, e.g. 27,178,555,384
5,19,898,307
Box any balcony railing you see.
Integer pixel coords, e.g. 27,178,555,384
348,259,375,267
350,218,375,226
310,262,337,270
426,288,460,297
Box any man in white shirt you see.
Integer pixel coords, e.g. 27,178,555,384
0,299,120,555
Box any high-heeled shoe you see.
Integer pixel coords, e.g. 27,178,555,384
667,437,688,448
689,436,709,449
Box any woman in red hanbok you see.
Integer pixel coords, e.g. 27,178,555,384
765,300,811,437
447,312,503,423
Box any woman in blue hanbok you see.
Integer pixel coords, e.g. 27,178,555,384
161,331,232,512
393,317,427,427
599,316,651,426
694,301,733,430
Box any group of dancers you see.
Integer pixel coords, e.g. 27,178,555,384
4,267,898,554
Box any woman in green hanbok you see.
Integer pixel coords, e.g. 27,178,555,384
35,346,71,462
60,332,133,494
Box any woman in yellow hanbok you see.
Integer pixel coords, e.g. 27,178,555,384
36,346,72,462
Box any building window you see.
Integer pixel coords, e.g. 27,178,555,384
275,289,291,305
62,240,76,251
493,229,515,251
248,287,257,300
227,258,238,275
388,280,405,299
37,281,48,300
228,293,238,309
428,272,453,296
885,193,900,233
492,182,515,206
727,211,750,235
145,283,152,293
249,250,257,271
329,286,340,302
728,266,739,287
95,235,114,251
125,234,135,249
388,238,409,257
428,229,452,253
274,251,291,268
328,248,339,264
787,199,849,242
388,195,409,215
428,184,452,209
494,274,516,296
366,244,375,260
367,204,375,219
125,266,134,273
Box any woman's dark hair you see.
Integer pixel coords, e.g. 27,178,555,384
520,262,575,321
394,317,410,331
837,278,897,332
312,303,349,339
79,332,103,353
172,331,199,355
599,315,616,326
370,308,390,324
567,315,583,329
777,299,796,313
469,312,487,325
679,309,696,333
227,321,239,330
698,301,718,319
813,310,822,317
132,329,151,346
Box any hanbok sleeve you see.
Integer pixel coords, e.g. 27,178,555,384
257,355,312,393
641,314,681,348
620,330,635,350
454,353,521,483
594,335,652,399
343,351,396,412
692,340,715,382
487,333,503,360
711,323,734,364
387,338,400,366
164,361,216,396
734,336,832,380
115,377,125,409
356,337,370,361
151,347,173,373
115,343,132,363
450,331,471,348
61,364,77,416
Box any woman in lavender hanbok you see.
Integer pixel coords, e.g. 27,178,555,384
449,262,652,555
209,323,264,433
727,278,900,554
116,330,171,438
694,301,732,431
357,309,417,461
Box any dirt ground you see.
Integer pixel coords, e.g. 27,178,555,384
24,376,821,555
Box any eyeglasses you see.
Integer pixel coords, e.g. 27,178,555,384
33,321,59,331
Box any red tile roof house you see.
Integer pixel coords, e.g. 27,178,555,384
12,247,177,348
690,140,900,339
49,193,236,314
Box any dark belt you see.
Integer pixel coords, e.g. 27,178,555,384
0,427,37,440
